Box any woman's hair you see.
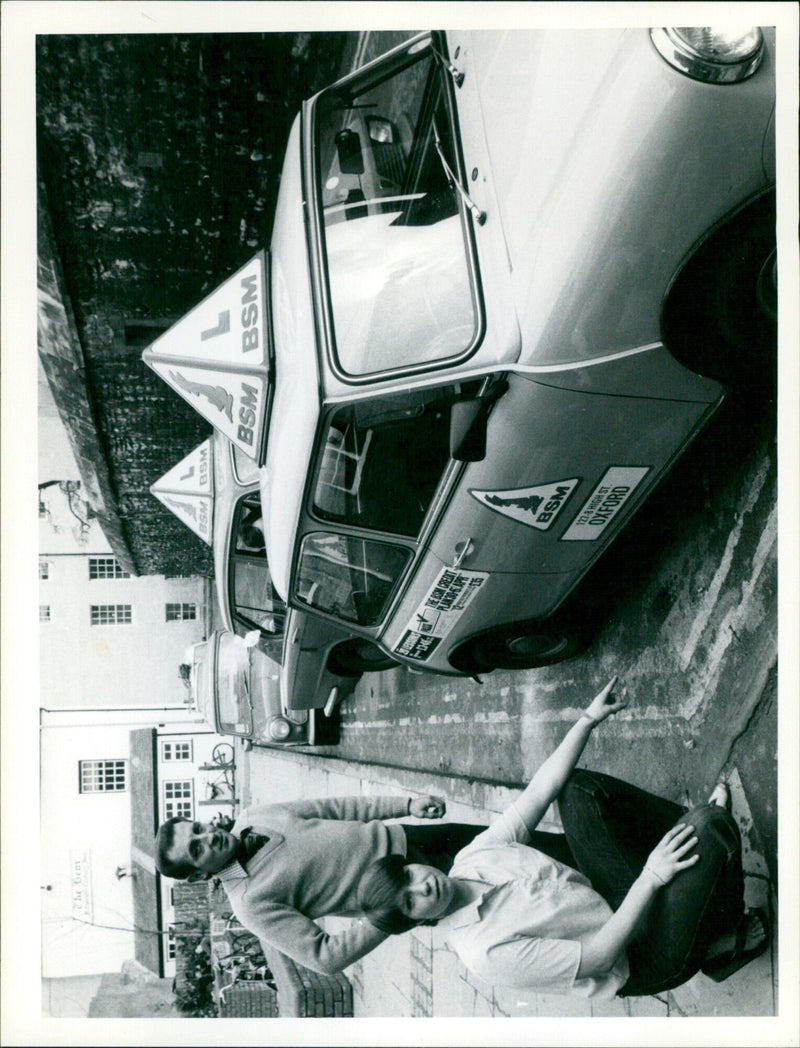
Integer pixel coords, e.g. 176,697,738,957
358,855,421,935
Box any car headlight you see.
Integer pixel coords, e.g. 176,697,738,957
268,716,292,741
650,27,764,83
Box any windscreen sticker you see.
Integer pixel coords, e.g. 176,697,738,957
393,566,488,662
470,478,579,530
561,466,650,541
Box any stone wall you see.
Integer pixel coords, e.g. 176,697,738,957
37,32,348,575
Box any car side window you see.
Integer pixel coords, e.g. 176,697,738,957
311,382,481,538
235,493,266,555
295,532,411,626
231,494,285,642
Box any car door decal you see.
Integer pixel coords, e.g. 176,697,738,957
561,466,650,541
393,566,489,662
470,479,580,530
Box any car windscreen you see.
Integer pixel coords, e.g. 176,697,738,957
215,633,253,735
294,532,411,626
311,383,481,538
314,48,479,375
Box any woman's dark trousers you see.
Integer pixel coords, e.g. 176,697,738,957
559,769,745,996
403,823,576,873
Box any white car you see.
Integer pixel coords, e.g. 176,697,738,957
146,27,776,709
153,434,341,732
189,628,315,746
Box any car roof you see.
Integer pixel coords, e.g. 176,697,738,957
263,115,322,601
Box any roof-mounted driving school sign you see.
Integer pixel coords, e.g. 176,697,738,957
142,252,270,463
150,439,214,545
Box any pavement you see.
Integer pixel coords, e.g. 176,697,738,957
237,740,778,1022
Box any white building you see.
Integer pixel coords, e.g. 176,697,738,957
40,714,237,984
37,357,224,990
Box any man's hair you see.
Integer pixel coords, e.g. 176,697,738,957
155,816,197,880
358,855,422,935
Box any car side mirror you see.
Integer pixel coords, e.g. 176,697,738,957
449,399,489,462
335,129,364,174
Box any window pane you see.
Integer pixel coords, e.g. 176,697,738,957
91,604,132,625
234,495,266,556
89,557,130,579
165,603,197,621
228,495,286,642
295,533,410,626
163,780,193,820
315,52,477,374
312,385,478,538
161,740,193,761
79,759,127,792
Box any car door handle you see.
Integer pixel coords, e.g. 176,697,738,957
452,538,475,568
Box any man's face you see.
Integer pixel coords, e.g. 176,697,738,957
167,819,239,875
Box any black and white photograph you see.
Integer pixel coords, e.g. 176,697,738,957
2,2,798,1045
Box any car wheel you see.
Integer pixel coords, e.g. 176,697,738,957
663,191,777,386
457,620,585,672
328,640,399,676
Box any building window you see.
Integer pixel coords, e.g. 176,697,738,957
89,556,130,580
39,560,50,580
91,604,132,625
79,759,127,793
39,605,51,622
167,925,176,960
161,740,193,762
165,603,197,622
163,780,193,820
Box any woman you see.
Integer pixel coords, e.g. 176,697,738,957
358,677,769,999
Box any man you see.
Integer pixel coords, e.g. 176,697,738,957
154,792,487,974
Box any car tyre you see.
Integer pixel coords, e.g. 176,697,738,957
455,620,585,672
328,639,399,676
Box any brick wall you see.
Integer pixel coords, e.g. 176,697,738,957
172,880,212,993
263,946,354,1018
218,980,279,1018
36,32,349,575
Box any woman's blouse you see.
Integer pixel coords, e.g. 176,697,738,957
439,802,630,998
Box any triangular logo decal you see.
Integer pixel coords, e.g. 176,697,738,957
142,252,270,461
147,361,267,460
151,439,214,498
150,439,214,545
470,478,580,530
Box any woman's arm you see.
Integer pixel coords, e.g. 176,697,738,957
513,677,628,832
577,823,699,978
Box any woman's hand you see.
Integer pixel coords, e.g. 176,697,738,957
584,675,629,725
643,823,699,887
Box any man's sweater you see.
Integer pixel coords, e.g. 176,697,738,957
217,795,409,973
